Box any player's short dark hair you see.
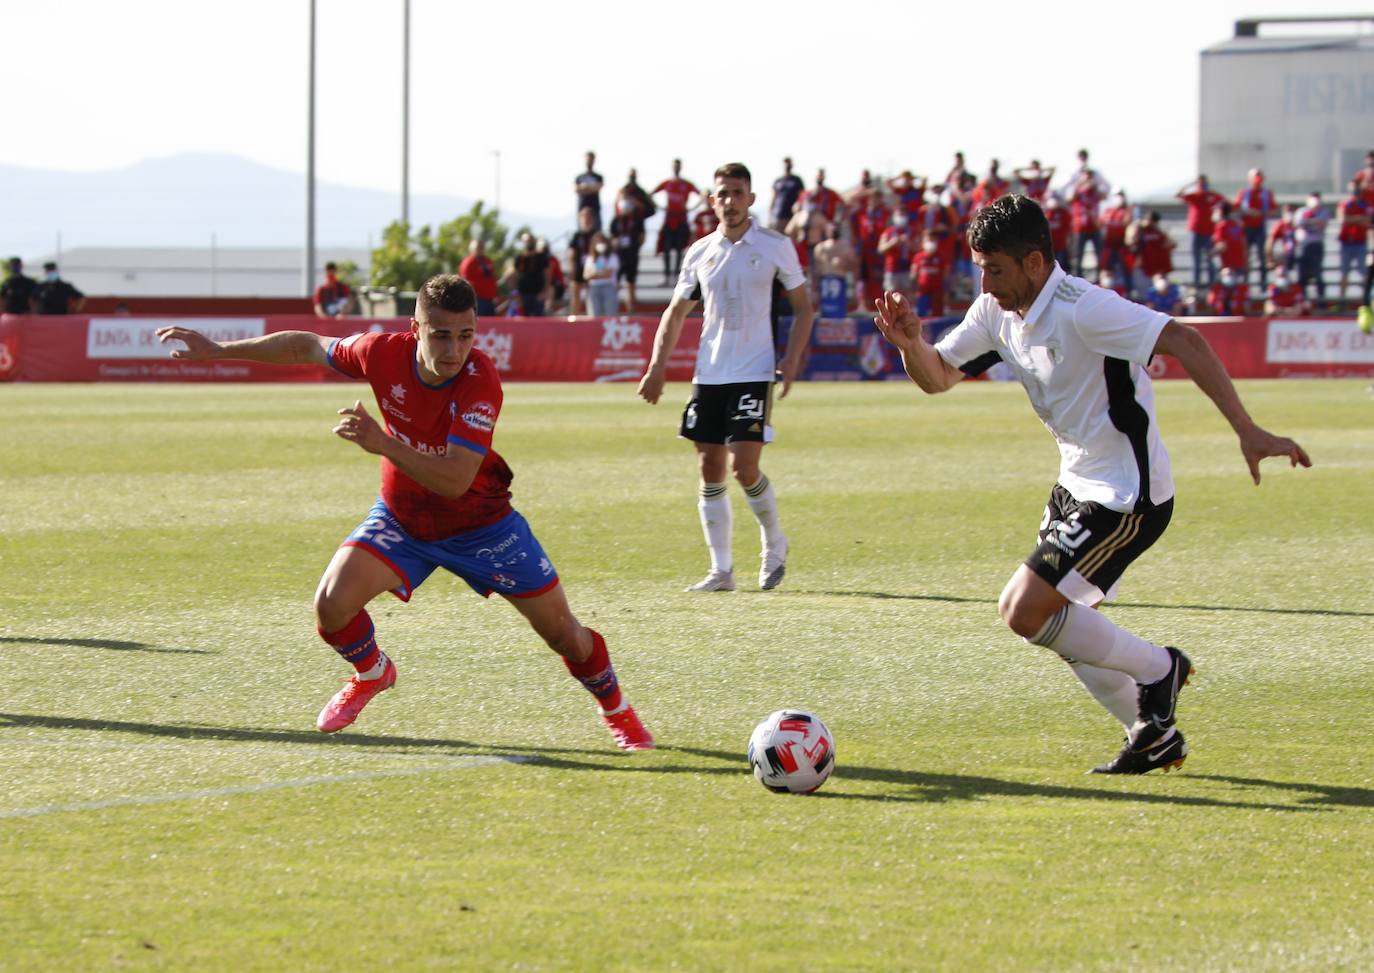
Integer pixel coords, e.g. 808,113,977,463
417,274,476,316
714,162,751,187
967,194,1052,264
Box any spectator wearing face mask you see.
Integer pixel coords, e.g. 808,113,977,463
1207,268,1249,316
1,257,38,313
854,192,890,311
1211,202,1247,280
35,262,84,315
583,232,621,316
887,171,926,221
878,210,915,299
1265,269,1309,317
798,169,842,223
1295,192,1330,308
1337,180,1370,308
1068,175,1104,279
458,239,501,316
909,229,947,317
608,202,646,311
1098,270,1128,298
1100,190,1132,294
1233,168,1277,288
1129,210,1175,295
1043,192,1072,272
1143,274,1182,316
1177,175,1225,291
504,231,551,317
1267,203,1300,276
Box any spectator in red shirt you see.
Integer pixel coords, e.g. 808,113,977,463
1337,180,1371,306
1043,192,1072,271
1211,202,1247,275
1265,268,1309,317
313,262,355,318
653,159,700,287
1013,159,1055,201
909,230,946,317
799,169,842,222
691,202,719,242
1296,191,1330,308
973,159,1008,212
1099,189,1132,293
1177,175,1225,290
887,170,926,221
1233,168,1277,289
1068,177,1103,279
458,239,500,316
945,151,971,191
1130,210,1175,285
1267,203,1299,275
1207,268,1249,315
916,186,957,290
854,192,890,310
1353,150,1374,204
877,211,914,298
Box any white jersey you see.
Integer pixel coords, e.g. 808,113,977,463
673,218,807,384
935,264,1174,512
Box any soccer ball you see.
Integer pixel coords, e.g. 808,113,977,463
748,709,835,794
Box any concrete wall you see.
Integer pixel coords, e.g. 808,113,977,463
1200,39,1374,194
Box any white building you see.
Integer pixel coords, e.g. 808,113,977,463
1200,16,1374,193
33,247,372,298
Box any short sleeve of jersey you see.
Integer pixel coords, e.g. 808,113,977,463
673,238,710,301
446,359,504,456
1071,288,1169,366
326,331,382,380
934,297,999,369
772,235,807,292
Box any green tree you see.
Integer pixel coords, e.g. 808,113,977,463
369,201,528,291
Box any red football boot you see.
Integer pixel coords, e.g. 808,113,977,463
601,704,655,751
317,657,397,733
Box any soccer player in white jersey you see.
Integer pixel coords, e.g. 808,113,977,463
874,194,1311,774
638,162,816,592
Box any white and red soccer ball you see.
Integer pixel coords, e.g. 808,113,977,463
748,709,835,794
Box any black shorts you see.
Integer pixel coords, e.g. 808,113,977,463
679,382,774,445
617,249,639,283
662,223,690,252
1025,483,1173,605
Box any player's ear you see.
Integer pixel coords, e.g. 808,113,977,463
410,317,420,336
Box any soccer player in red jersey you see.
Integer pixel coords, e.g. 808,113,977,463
155,276,654,749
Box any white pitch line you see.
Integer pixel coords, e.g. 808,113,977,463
0,754,538,820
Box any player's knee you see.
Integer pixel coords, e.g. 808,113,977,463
998,588,1047,639
730,462,760,486
313,586,353,634
537,614,583,658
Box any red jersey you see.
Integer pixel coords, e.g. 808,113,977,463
800,186,842,220
856,206,889,247
458,254,499,301
1212,219,1246,270
1045,206,1071,252
1233,186,1275,230
1179,190,1224,235
1207,282,1249,315
328,333,513,541
1101,206,1131,247
1070,196,1099,234
1268,282,1304,309
909,249,945,292
973,176,1008,211
1020,175,1050,201
1136,225,1173,276
879,226,911,273
1338,197,1370,244
693,209,719,241
653,178,698,229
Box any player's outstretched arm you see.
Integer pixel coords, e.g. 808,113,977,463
1153,320,1312,484
872,292,963,394
637,294,697,404
156,327,331,367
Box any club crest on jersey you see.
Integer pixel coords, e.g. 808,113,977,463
390,383,407,403
749,254,762,270
462,401,496,433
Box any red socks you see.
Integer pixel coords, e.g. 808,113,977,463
562,629,623,713
318,610,381,674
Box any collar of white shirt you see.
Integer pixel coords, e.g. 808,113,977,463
1023,262,1067,329
714,217,759,247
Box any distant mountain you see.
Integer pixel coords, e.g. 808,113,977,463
0,153,565,259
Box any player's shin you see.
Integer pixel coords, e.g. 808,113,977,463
1027,603,1170,684
1066,660,1139,727
562,629,624,714
317,610,389,679
698,481,733,572
743,474,784,547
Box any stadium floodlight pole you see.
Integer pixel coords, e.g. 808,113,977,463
401,0,410,227
304,0,317,297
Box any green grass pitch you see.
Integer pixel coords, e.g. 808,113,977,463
1,378,1372,971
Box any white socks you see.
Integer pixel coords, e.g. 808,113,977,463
1030,602,1171,684
743,474,785,549
1068,662,1139,728
356,651,389,681
697,482,732,573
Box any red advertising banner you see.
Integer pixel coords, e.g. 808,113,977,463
2,313,1369,383
0,314,701,383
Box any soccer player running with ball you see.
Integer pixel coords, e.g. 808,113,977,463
156,275,653,750
638,162,816,592
873,195,1310,774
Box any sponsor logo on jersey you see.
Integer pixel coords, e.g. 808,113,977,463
462,401,496,433
381,398,412,423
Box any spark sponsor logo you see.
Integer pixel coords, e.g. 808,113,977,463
462,401,496,433
600,317,643,351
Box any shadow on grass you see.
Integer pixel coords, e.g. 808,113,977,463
802,590,1374,619
0,636,211,655
4,713,1361,814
